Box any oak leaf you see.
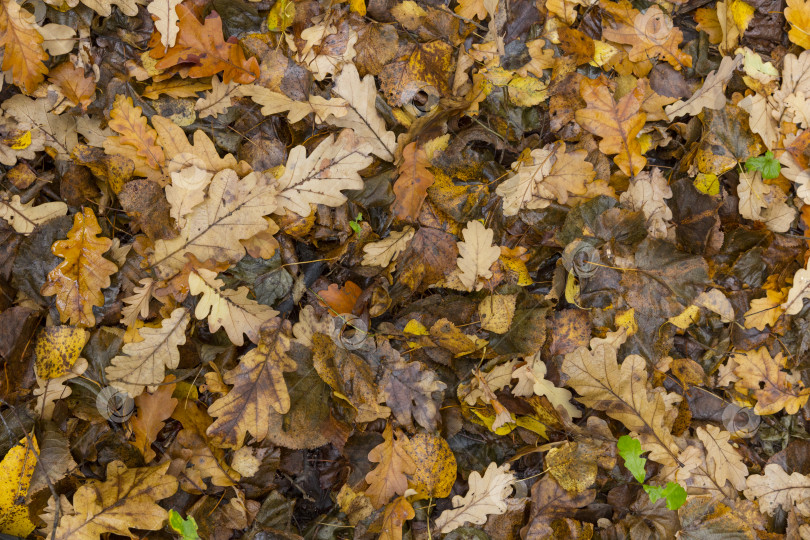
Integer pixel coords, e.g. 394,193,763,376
512,355,581,419
189,268,278,346
744,464,810,516
575,78,647,176
737,170,771,222
733,347,810,415
455,220,501,292
0,193,67,234
275,129,371,217
151,170,277,279
41,208,118,327
240,85,347,123
601,5,692,70
695,425,747,491
786,0,810,49
206,318,297,449
165,164,214,228
433,462,515,533
379,496,416,540
155,5,259,84
105,307,190,396
619,167,673,238
48,461,178,540
147,0,182,50
318,280,362,315
744,288,787,330
48,62,96,110
121,278,155,327
106,95,165,170
496,142,594,216
194,76,239,118
131,378,178,462
0,0,48,93
362,227,415,268
665,54,740,120
392,142,435,221
365,424,416,508
35,358,88,420
328,64,396,161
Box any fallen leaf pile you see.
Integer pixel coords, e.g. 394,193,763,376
1,0,810,537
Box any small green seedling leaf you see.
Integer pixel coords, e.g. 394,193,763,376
617,435,647,483
169,509,199,540
745,151,781,180
349,213,363,234
643,482,687,510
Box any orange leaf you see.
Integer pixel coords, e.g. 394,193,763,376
154,5,259,84
575,78,647,176
108,95,165,170
318,281,362,315
379,496,416,540
0,0,48,93
365,424,416,508
49,62,96,110
392,142,435,221
41,208,119,327
131,376,178,462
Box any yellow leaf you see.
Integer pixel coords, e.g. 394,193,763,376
478,294,517,333
349,0,366,15
267,0,295,32
615,308,638,336
0,437,37,537
9,130,30,149
35,326,87,379
667,305,700,329
694,173,720,195
786,0,810,49
408,433,457,499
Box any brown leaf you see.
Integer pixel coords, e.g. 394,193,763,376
131,377,178,462
49,62,96,110
365,423,416,508
317,280,363,315
0,0,48,93
379,496,416,540
392,143,435,221
118,178,176,240
40,207,118,327
107,95,165,170
733,348,810,415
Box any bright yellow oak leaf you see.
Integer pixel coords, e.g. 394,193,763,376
41,207,118,327
0,437,38,537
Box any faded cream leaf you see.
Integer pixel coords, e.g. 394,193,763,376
147,0,182,50
512,354,581,419
189,268,277,346
434,462,515,534
165,164,214,228
105,307,190,396
666,54,741,120
34,358,88,420
0,193,67,234
456,220,501,292
362,227,415,267
744,464,810,517
240,84,347,123
121,278,155,327
195,76,239,118
619,167,672,239
783,265,810,315
695,425,748,491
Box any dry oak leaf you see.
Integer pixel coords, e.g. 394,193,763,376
121,277,155,327
362,227,415,268
154,5,259,84
379,496,416,540
275,129,372,217
240,85,347,123
392,142,435,221
602,5,692,70
737,170,771,222
744,464,810,517
733,347,810,415
562,342,680,467
665,54,740,120
131,378,178,462
381,357,447,431
744,287,787,330
311,333,391,423
784,265,810,316
107,95,165,170
365,423,416,508
619,167,673,238
105,307,190,396
151,115,244,174
165,164,214,228
35,357,88,420
48,461,178,540
328,63,396,161
456,220,501,292
695,425,748,491
151,170,277,279
142,78,213,100
147,0,182,50
786,0,810,49
48,62,96,110
189,268,278,346
496,142,594,216
206,318,297,449
41,208,118,327
194,76,239,118
0,193,67,234
512,354,581,419
434,462,516,534
575,78,647,177
0,0,48,94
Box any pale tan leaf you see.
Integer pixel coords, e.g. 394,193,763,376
434,462,515,533
239,84,347,123
744,464,810,517
512,354,581,419
695,425,748,491
120,277,155,328
0,193,67,234
189,268,277,346
737,171,771,222
34,358,88,420
194,76,238,118
275,129,371,217
619,167,672,238
694,288,735,322
744,288,786,330
147,0,182,50
666,54,741,120
733,347,810,415
783,266,810,315
165,164,213,227
362,227,415,267
106,307,190,396
328,63,396,161
456,220,501,292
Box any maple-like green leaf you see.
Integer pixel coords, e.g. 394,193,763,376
617,435,647,483
643,482,687,510
745,151,781,179
168,510,200,540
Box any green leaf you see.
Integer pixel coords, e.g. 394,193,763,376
349,213,363,234
168,509,199,540
617,435,647,483
643,482,687,510
745,151,781,179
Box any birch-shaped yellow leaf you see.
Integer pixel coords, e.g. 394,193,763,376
0,437,38,537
